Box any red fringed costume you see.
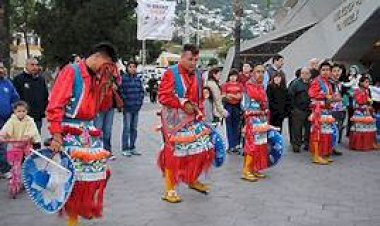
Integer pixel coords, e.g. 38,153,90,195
158,64,215,186
242,82,269,172
349,88,377,151
308,76,335,158
47,60,118,219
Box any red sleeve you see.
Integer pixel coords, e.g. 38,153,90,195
46,66,75,134
308,79,325,100
355,89,369,105
158,70,182,109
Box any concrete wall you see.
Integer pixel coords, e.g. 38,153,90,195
280,0,380,79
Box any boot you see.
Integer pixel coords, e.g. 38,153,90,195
241,155,258,182
67,216,78,226
325,155,333,163
189,181,210,194
162,169,182,203
254,172,267,179
311,142,328,165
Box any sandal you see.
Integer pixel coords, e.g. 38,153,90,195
241,172,258,182
189,182,210,194
161,190,182,203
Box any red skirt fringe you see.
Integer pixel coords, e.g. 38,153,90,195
244,143,268,172
310,132,333,156
349,131,376,151
62,169,111,219
158,145,215,185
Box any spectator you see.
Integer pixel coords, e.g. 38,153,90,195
330,64,345,153
203,87,215,124
222,69,244,152
205,67,228,122
288,67,301,143
289,67,311,153
264,54,285,89
0,61,19,179
13,57,48,133
238,63,253,87
266,71,290,133
309,58,320,79
147,75,159,103
1,101,41,149
120,60,145,157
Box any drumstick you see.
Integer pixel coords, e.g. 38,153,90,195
30,150,72,175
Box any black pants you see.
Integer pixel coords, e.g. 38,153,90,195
346,106,354,137
150,91,157,103
270,113,285,133
288,113,293,143
291,109,310,149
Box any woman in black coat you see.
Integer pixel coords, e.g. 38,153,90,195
266,71,290,133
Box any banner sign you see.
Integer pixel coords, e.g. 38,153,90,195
137,0,177,40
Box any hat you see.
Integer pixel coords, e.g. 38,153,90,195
22,148,75,214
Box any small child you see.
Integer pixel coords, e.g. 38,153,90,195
0,101,41,148
203,87,215,125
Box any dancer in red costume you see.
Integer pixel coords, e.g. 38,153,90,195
158,44,224,203
241,65,271,182
349,76,377,151
47,43,119,226
308,61,337,165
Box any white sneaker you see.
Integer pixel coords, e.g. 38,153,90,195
109,155,117,161
4,172,12,179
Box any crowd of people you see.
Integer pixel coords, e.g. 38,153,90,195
202,55,379,159
0,42,379,226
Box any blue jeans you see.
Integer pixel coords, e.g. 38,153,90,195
122,111,139,151
94,109,115,152
0,119,11,173
225,103,241,149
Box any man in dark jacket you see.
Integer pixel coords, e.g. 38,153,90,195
264,54,285,89
120,61,145,157
147,74,159,103
0,62,19,178
13,57,48,132
288,67,311,153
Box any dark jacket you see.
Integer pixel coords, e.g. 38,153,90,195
288,78,311,112
147,78,159,92
120,73,145,112
266,84,290,118
12,72,49,120
0,78,19,123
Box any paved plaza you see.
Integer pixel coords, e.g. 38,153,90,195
1,102,380,226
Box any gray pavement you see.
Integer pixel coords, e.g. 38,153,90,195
1,101,380,226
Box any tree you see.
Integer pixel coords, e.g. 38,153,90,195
208,57,218,66
146,40,164,64
217,37,233,59
0,0,11,69
32,0,140,66
200,33,226,49
9,0,38,58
